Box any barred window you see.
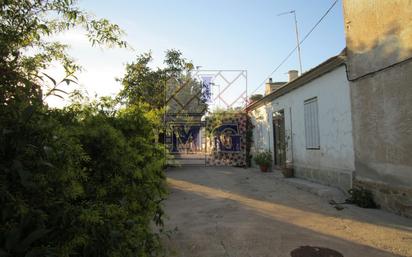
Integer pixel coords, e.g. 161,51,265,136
304,97,320,149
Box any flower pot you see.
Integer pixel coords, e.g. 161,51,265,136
281,167,294,178
259,165,269,172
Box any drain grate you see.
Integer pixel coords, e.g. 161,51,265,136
291,246,344,257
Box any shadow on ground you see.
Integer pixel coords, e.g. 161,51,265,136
161,166,412,257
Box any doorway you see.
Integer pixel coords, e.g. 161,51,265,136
273,110,286,167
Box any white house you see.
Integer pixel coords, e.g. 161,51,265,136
247,52,355,192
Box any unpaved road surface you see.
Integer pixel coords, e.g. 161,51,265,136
162,166,412,257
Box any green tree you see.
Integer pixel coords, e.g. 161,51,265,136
0,1,166,256
1,0,127,108
117,52,165,108
118,49,209,116
249,94,263,103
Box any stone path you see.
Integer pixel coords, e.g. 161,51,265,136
162,166,412,257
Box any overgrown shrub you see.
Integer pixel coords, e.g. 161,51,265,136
245,115,254,167
1,1,167,256
346,188,378,209
0,100,166,257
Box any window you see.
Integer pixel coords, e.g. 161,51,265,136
304,97,320,149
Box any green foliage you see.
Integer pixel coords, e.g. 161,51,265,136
0,1,166,256
117,52,165,109
254,150,272,166
249,94,263,103
346,188,378,209
118,50,208,115
0,0,127,93
204,109,239,136
245,115,254,167
1,97,167,257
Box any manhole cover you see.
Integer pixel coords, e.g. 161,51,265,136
291,246,344,257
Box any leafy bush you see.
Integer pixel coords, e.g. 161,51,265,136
346,188,378,208
245,115,254,167
249,94,263,103
254,151,272,166
0,1,167,256
0,99,166,257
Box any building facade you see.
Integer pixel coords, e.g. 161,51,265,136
248,0,412,218
343,0,412,217
248,53,355,192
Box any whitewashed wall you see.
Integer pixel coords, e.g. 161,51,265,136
251,66,355,191
250,105,271,154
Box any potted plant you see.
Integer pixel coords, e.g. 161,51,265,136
254,150,272,172
281,160,294,178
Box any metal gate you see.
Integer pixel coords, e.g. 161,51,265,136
164,69,247,166
164,119,206,165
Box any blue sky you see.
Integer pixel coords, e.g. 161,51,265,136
48,0,345,106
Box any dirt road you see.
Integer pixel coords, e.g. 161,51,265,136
162,166,412,257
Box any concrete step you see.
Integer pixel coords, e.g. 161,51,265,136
167,158,205,166
279,176,347,202
170,153,205,159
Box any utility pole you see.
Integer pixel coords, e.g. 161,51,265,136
278,10,303,75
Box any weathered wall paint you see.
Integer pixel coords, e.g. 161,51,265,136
343,0,412,217
251,66,354,191
250,105,272,154
343,0,412,79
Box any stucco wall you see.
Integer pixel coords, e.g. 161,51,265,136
250,105,272,154
343,0,412,79
343,0,412,217
250,66,354,191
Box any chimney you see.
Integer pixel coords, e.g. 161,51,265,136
265,78,273,95
265,78,287,95
288,70,299,82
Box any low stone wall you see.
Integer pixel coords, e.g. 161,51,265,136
282,165,412,218
354,179,412,218
293,165,353,194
